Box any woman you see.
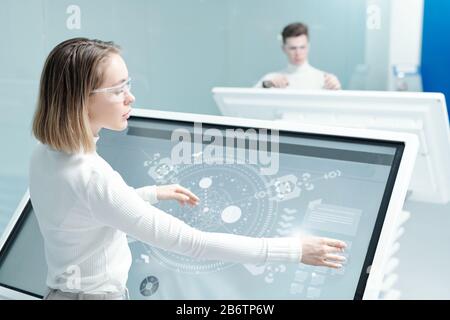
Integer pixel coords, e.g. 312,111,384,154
30,38,346,300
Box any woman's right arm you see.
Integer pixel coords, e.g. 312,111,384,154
87,169,345,267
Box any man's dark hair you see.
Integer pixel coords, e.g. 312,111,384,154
282,22,309,43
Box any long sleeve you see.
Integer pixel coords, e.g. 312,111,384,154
254,77,264,88
135,185,158,204
254,72,277,88
87,169,302,265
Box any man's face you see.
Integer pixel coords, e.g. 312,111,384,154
282,35,309,66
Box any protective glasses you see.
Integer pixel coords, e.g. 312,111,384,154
91,77,132,102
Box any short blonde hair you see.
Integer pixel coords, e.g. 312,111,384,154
32,38,120,154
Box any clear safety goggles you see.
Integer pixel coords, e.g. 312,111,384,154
91,77,132,102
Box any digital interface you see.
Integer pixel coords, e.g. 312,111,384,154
0,116,403,299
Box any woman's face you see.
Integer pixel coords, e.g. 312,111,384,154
87,53,135,135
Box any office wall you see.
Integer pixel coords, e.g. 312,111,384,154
387,0,423,91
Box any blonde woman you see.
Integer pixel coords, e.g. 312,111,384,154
30,38,347,300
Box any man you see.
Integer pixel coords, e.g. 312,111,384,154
255,22,341,90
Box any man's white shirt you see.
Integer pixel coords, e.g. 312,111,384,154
255,61,326,89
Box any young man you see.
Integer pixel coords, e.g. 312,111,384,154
255,22,341,90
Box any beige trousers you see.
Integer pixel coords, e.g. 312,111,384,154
43,288,130,300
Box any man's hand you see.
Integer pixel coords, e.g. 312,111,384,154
156,184,200,207
323,73,341,90
265,75,289,88
300,235,347,268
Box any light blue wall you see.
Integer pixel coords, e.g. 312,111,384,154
0,0,390,234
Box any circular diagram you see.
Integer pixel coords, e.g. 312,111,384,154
142,159,277,274
139,276,159,296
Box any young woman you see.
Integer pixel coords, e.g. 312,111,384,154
30,38,346,300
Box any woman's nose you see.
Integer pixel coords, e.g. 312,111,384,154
125,91,135,104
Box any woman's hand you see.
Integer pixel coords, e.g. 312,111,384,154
156,184,200,207
300,235,347,268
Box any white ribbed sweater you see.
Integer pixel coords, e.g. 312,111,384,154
29,138,302,293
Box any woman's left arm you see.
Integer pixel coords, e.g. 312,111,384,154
135,184,199,206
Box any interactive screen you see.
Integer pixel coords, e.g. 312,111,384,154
0,115,404,299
